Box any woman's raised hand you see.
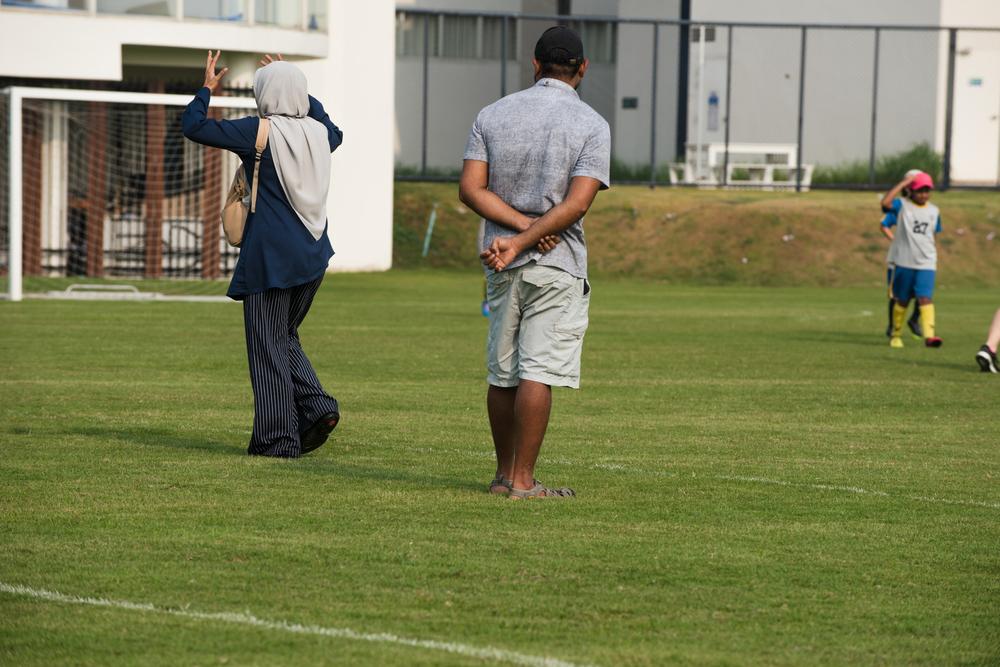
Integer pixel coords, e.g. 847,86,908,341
203,50,228,93
258,54,285,68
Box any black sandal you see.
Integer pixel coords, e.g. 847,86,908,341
300,409,340,454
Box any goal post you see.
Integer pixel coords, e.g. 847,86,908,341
2,86,258,302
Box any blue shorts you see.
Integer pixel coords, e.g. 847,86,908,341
891,266,935,302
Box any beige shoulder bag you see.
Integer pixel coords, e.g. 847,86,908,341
220,118,270,247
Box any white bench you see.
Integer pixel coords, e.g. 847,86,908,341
669,142,813,190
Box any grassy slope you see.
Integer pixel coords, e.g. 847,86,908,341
1,272,998,665
395,183,1000,287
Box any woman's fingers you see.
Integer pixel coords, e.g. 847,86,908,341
207,50,223,77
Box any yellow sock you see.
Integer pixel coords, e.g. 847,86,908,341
920,303,936,339
892,303,907,337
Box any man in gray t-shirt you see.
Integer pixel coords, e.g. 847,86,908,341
459,26,611,500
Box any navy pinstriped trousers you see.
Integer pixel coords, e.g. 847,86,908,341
243,276,339,457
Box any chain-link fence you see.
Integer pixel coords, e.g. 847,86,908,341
394,9,1000,191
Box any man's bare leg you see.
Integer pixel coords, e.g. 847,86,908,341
510,379,552,491
987,308,1000,352
487,385,517,489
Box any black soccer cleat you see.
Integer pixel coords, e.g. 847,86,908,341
976,345,999,373
907,315,923,339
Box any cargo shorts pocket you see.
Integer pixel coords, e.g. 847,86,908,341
521,264,574,289
549,316,588,378
548,280,589,378
553,316,588,339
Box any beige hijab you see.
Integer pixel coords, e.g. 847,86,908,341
253,61,331,241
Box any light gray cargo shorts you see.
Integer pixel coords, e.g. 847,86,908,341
486,262,591,389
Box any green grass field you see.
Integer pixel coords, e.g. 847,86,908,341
1,271,998,666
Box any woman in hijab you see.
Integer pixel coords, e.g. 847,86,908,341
183,51,342,458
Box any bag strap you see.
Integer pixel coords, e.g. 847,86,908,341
250,117,270,213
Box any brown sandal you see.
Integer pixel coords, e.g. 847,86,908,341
489,473,512,495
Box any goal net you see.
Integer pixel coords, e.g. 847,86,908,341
1,87,257,301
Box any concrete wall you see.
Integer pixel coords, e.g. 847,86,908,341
613,0,681,170
395,58,515,171
290,2,396,271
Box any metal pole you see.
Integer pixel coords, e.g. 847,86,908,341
675,0,691,161
8,89,23,301
795,27,807,193
500,16,507,98
695,25,706,182
421,14,430,176
942,28,957,191
722,25,733,188
868,28,880,186
650,23,659,188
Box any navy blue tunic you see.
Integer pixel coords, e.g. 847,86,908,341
182,87,343,300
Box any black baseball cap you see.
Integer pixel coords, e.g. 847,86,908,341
534,25,584,65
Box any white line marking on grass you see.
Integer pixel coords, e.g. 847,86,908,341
905,495,1000,510
717,475,1000,510
0,582,594,667
717,474,889,497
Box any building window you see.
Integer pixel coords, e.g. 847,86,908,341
306,0,325,31
185,0,245,21
1,0,86,9
396,11,517,61
439,15,478,59
255,0,298,28
481,16,517,60
571,20,616,65
691,26,716,43
97,0,175,16
396,12,435,58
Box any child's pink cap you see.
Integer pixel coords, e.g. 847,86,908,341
911,172,934,190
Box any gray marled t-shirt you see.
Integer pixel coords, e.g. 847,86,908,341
464,78,611,279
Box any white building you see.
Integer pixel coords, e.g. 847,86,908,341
0,0,395,277
394,0,1000,185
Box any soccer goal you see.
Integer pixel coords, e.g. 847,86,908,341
1,87,257,302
